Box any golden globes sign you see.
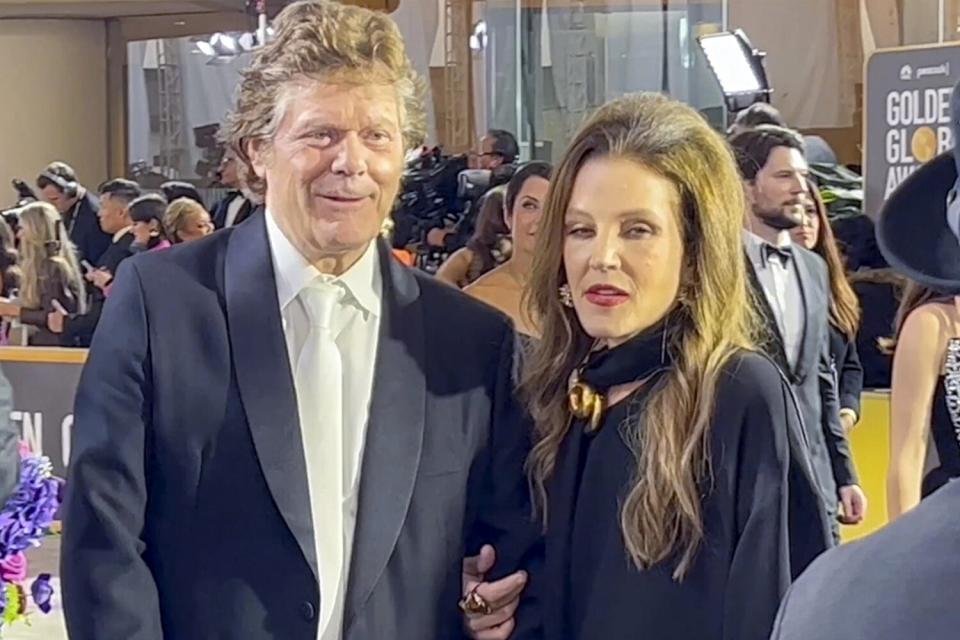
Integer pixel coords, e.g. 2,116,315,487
864,44,960,218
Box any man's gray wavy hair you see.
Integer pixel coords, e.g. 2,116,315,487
223,0,427,198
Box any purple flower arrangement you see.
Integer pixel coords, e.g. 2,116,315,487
0,443,61,628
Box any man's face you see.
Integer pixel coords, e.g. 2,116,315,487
249,81,405,271
41,185,71,215
470,136,503,170
219,153,240,188
746,146,809,231
98,194,130,235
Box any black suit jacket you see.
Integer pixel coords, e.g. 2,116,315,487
770,478,960,639
67,191,112,266
746,244,858,514
61,214,541,639
211,192,255,229
828,326,863,419
61,233,135,348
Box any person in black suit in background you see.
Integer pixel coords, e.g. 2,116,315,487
36,162,111,265
46,178,139,347
790,182,863,434
60,2,540,639
730,126,865,543
211,148,255,229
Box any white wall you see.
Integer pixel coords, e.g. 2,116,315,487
0,20,107,201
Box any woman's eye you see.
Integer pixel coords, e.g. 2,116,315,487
624,225,653,238
566,226,594,238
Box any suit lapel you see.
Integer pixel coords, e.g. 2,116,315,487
745,255,790,372
344,242,426,631
224,212,318,581
792,251,819,383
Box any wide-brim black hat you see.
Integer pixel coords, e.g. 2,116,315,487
878,80,960,293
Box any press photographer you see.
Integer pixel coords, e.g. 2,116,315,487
36,162,111,265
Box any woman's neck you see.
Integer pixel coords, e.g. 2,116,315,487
505,252,532,284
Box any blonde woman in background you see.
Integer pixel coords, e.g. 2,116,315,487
0,202,86,345
164,197,214,244
465,161,551,336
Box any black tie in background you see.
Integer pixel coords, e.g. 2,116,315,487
763,243,793,267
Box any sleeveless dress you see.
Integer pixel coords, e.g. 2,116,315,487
922,337,960,496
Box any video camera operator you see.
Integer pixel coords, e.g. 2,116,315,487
421,130,520,254
469,129,519,170
36,162,111,265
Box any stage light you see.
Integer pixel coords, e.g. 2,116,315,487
697,29,772,113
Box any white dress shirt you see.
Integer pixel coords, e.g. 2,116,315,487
266,211,382,639
224,193,247,228
744,230,804,369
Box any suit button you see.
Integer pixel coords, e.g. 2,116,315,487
300,602,316,621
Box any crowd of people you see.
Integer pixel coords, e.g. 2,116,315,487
13,1,954,640
0,153,258,348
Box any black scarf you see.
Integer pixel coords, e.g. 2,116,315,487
580,323,672,393
569,323,673,432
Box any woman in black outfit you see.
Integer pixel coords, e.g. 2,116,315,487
0,202,86,345
511,94,802,640
791,182,863,432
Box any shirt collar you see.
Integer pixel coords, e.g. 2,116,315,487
114,226,133,242
743,229,794,264
265,209,381,318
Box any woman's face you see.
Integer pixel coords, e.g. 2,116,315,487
132,220,156,246
178,210,213,243
506,176,550,258
790,200,820,250
563,156,684,348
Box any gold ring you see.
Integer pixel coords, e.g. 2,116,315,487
458,589,492,616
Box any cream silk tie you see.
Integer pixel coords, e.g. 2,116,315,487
295,279,345,640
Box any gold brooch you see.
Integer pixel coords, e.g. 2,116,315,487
568,381,605,433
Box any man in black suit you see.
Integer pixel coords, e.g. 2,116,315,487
211,148,255,229
49,179,139,347
60,3,539,639
36,161,112,265
730,126,865,544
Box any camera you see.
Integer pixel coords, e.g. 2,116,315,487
0,178,38,235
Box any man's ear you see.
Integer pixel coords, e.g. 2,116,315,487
246,139,270,180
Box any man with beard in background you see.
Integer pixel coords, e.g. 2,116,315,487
730,126,865,556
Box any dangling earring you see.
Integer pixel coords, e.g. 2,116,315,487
559,283,574,308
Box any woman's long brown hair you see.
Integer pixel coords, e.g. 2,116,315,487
520,93,762,580
806,183,861,339
878,279,938,354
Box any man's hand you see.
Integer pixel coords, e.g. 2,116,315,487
87,269,113,291
839,412,856,434
838,484,867,525
462,544,527,640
